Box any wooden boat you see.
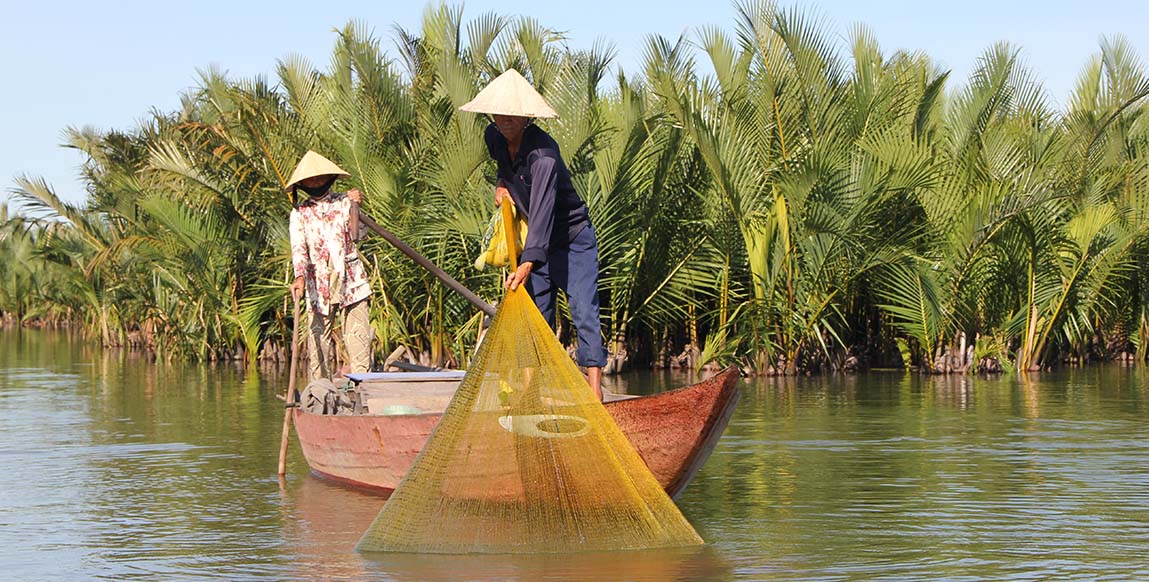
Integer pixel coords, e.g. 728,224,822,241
292,367,740,499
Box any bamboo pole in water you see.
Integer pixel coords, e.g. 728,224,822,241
277,296,302,476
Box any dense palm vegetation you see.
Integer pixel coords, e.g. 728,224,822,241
4,2,1148,374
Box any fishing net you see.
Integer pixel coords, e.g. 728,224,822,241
357,205,701,554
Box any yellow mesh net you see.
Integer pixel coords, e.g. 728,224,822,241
357,203,702,554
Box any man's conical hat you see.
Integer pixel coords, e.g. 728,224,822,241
285,151,350,189
459,69,559,119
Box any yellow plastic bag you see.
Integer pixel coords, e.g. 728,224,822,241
473,202,528,270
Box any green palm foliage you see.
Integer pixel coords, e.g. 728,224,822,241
5,2,1149,375
0,214,40,321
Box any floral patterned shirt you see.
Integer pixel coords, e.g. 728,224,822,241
290,192,371,315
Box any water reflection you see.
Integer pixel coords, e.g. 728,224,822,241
362,546,732,582
278,476,734,582
684,367,1149,580
279,477,385,581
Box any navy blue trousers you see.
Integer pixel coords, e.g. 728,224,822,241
524,225,607,368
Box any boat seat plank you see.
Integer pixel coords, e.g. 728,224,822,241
603,390,638,403
352,376,636,414
347,371,467,383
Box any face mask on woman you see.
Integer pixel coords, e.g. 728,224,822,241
298,177,336,199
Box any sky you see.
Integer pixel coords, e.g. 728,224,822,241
3,0,1147,208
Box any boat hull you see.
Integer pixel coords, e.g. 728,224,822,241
292,367,740,499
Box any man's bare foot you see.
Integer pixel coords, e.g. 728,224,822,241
587,366,603,402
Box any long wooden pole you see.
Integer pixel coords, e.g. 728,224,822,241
358,212,496,318
277,296,302,476
500,198,519,272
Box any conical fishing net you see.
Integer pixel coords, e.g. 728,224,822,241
357,210,702,552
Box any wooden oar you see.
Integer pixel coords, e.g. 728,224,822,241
357,212,496,318
277,295,302,476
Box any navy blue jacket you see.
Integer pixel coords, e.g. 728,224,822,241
484,123,591,266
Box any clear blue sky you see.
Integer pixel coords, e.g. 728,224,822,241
4,0,1147,206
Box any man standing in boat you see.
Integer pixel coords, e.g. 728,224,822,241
287,151,373,380
460,69,607,400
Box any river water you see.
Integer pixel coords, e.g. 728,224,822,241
1,329,1147,581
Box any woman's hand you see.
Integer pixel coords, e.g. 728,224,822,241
505,261,533,291
347,188,363,204
290,276,305,301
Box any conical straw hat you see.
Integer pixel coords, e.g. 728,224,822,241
459,69,559,119
285,151,350,189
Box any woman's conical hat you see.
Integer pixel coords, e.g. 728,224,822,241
459,69,559,119
286,151,350,189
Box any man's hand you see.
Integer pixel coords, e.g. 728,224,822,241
505,261,533,291
290,276,305,301
495,182,510,206
347,188,363,204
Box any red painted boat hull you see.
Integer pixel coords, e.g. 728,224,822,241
292,367,740,499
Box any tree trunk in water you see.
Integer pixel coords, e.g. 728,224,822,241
604,327,629,375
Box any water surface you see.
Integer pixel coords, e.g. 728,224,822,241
1,329,1146,580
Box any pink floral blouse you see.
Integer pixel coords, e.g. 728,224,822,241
290,192,371,315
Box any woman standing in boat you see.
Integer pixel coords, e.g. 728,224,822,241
287,151,373,380
460,69,607,400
